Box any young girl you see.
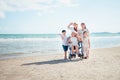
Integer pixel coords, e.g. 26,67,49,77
70,32,79,56
83,31,90,59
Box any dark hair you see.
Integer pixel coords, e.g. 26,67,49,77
81,23,86,29
83,31,87,35
62,30,66,33
74,27,77,32
73,23,78,32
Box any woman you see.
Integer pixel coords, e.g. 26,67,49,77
67,22,82,57
67,22,78,34
79,23,90,59
81,23,89,35
67,22,81,40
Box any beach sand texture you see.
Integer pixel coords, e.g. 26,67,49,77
0,47,120,80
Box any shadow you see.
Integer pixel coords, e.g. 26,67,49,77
22,58,81,66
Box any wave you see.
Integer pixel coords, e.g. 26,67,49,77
0,35,120,42
91,36,120,39
0,34,59,39
0,37,61,42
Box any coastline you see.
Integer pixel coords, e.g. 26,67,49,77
0,45,119,60
0,46,120,60
0,46,120,80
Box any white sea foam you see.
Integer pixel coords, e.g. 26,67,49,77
0,37,60,42
0,35,120,58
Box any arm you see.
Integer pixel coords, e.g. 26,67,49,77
60,34,64,40
77,34,82,42
87,30,90,48
67,23,73,29
87,29,90,37
88,39,90,48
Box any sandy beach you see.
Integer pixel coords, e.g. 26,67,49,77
0,47,120,80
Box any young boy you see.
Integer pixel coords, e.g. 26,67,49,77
60,30,68,60
83,31,90,59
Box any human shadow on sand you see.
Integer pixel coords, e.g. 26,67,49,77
22,58,81,66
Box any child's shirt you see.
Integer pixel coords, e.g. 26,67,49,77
61,34,68,46
71,37,78,46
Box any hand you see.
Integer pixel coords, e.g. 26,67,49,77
59,34,62,37
59,34,61,35
68,22,73,28
89,45,90,48
69,22,73,25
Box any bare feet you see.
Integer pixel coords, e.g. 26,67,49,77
64,57,67,60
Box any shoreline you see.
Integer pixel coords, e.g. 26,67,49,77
0,46,120,60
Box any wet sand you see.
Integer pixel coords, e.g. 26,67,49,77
0,47,120,80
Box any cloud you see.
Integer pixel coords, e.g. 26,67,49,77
0,0,78,18
0,12,5,18
59,0,74,6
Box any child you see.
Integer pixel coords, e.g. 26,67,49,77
70,32,79,56
83,31,90,59
60,30,68,60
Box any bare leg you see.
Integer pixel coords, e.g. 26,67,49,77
75,46,79,54
71,46,74,54
83,47,87,58
86,49,89,58
64,51,67,59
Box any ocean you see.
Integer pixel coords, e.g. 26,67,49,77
0,33,120,59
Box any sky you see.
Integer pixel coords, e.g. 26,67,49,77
0,0,120,34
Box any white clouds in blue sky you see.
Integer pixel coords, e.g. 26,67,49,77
0,0,120,34
0,0,78,17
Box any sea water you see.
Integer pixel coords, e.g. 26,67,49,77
0,33,120,59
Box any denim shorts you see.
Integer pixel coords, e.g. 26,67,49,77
62,45,68,52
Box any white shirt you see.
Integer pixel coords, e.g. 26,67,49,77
69,27,78,34
71,37,78,46
61,34,68,46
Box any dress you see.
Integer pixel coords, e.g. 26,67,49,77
83,37,89,48
83,37,89,57
71,37,78,46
